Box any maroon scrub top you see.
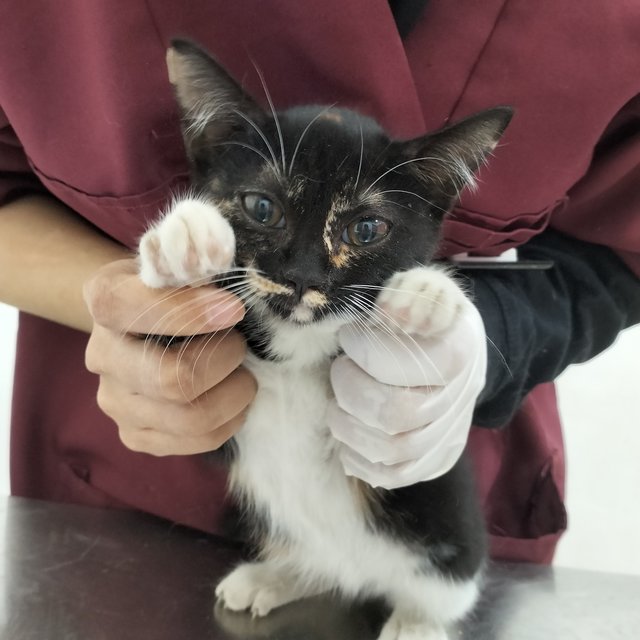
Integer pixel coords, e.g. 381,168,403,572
1,0,639,564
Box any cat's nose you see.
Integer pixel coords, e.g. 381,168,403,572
280,268,323,302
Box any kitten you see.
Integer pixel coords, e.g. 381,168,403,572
139,39,512,640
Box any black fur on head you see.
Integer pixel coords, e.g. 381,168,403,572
167,39,512,325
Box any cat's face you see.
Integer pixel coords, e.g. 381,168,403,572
166,40,512,324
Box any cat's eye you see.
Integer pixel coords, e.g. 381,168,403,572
241,193,285,228
342,217,391,246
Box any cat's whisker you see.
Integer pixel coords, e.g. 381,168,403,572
249,60,286,175
132,274,260,350
160,287,256,401
338,294,412,384
333,297,414,389
347,290,447,388
289,104,338,178
213,141,280,178
184,97,236,140
377,189,449,215
151,310,211,398
123,270,250,339
231,109,280,176
422,300,511,378
187,288,268,388
191,290,269,387
186,321,244,402
122,285,200,339
143,282,253,354
378,199,424,215
344,293,434,389
228,265,265,274
221,284,258,307
139,295,205,351
361,156,443,198
485,336,511,377
362,154,475,200
346,282,505,373
130,277,222,345
352,120,364,196
343,283,456,309
141,276,247,352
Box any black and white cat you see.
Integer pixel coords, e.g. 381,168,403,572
139,40,512,640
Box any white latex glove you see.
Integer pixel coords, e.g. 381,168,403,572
327,297,487,490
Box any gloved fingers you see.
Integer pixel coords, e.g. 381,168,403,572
338,445,414,489
338,427,467,490
328,396,474,466
330,297,488,488
338,324,459,387
330,356,449,433
337,299,486,387
331,341,486,436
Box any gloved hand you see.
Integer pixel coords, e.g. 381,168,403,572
327,295,487,490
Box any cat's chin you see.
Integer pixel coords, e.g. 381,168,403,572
262,297,323,325
288,304,316,324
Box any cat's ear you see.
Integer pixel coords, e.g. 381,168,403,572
166,39,265,154
395,107,513,212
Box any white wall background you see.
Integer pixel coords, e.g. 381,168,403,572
0,303,17,497
554,325,640,576
0,301,639,575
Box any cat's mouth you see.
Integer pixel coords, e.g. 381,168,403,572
267,290,329,324
241,270,330,324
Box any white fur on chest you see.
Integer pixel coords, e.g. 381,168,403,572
230,322,431,600
232,319,342,535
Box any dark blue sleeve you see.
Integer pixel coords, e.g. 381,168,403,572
467,229,640,428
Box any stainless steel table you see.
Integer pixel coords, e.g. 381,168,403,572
0,497,638,639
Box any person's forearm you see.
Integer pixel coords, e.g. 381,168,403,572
0,195,131,332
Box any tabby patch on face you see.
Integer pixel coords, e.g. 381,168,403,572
302,289,328,309
330,245,356,269
322,193,357,268
249,272,292,297
319,111,344,124
290,290,328,323
287,176,305,201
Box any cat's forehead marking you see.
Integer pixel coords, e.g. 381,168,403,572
322,194,352,254
321,188,386,268
358,189,385,208
331,245,356,269
286,176,305,201
319,112,344,124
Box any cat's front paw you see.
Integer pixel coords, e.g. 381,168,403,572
138,196,235,288
376,267,467,337
378,616,448,640
215,562,304,618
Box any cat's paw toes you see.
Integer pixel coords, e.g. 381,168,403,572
215,563,300,618
376,267,466,337
138,197,235,289
249,584,292,618
378,616,448,640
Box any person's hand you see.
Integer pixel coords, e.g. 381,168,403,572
83,259,256,456
327,292,487,490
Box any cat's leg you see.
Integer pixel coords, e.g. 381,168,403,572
377,574,479,640
372,267,480,640
376,266,467,336
138,196,235,289
215,561,325,618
